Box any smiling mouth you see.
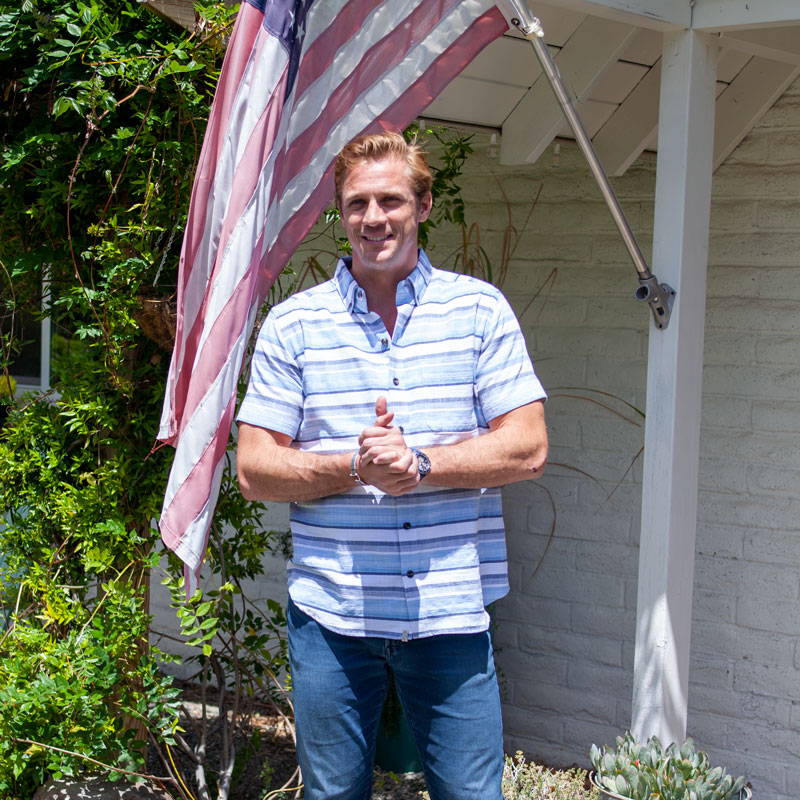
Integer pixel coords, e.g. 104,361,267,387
362,234,391,242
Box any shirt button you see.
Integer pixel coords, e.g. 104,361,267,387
406,570,415,578
402,521,411,529
380,337,388,348
392,377,400,386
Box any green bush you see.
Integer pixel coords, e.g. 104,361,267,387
0,0,233,795
0,582,180,796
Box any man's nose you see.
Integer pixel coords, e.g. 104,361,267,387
363,198,385,226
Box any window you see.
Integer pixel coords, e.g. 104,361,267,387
1,279,51,393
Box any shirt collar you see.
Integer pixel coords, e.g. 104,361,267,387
334,250,433,313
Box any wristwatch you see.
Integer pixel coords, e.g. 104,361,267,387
411,448,431,481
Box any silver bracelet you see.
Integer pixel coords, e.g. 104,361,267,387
349,451,366,485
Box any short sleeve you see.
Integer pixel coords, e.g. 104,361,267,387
474,292,546,423
237,310,304,438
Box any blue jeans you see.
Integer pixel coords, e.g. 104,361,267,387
287,600,504,800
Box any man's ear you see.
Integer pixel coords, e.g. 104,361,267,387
418,191,433,223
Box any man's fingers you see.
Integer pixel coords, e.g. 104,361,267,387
374,411,394,428
384,474,420,496
364,448,401,466
374,395,388,418
359,417,394,445
360,447,405,467
359,425,402,447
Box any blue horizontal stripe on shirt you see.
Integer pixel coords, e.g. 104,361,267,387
237,250,546,639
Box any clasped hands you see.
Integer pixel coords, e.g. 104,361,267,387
355,396,420,496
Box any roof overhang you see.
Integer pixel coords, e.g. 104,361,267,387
691,0,800,31
525,0,689,30
541,0,800,31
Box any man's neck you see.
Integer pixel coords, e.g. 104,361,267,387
350,255,418,335
358,274,401,335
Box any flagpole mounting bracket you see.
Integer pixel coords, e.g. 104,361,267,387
635,276,675,330
509,12,544,39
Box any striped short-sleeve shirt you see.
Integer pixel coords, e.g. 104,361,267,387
237,250,546,639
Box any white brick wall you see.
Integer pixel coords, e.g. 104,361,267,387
430,80,800,799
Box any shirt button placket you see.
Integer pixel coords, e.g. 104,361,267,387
401,528,415,576
398,508,416,629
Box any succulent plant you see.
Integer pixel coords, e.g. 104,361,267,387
590,732,748,800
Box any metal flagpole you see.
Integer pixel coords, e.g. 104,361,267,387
505,0,676,330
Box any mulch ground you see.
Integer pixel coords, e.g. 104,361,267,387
150,683,429,800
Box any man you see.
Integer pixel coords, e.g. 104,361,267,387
237,132,547,800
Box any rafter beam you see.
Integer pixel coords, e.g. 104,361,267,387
594,60,661,176
719,27,800,66
527,0,689,31
500,17,637,164
691,0,800,31
714,56,800,168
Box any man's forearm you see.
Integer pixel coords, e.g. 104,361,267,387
424,402,547,489
359,400,548,492
238,423,355,502
424,427,546,489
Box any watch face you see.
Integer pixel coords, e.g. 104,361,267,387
414,449,431,479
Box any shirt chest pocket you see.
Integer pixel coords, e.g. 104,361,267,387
403,347,479,437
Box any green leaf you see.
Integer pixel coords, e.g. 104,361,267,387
52,96,81,118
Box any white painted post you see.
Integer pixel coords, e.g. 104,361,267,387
631,30,717,745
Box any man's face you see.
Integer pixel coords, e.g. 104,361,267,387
339,156,432,281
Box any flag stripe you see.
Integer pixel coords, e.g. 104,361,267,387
162,4,274,439
292,0,384,101
159,0,508,576
162,51,290,438
173,0,383,395
269,0,465,211
167,68,289,436
286,0,460,151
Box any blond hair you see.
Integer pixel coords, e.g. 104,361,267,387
334,131,433,208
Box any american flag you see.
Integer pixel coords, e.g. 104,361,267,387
158,0,511,584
